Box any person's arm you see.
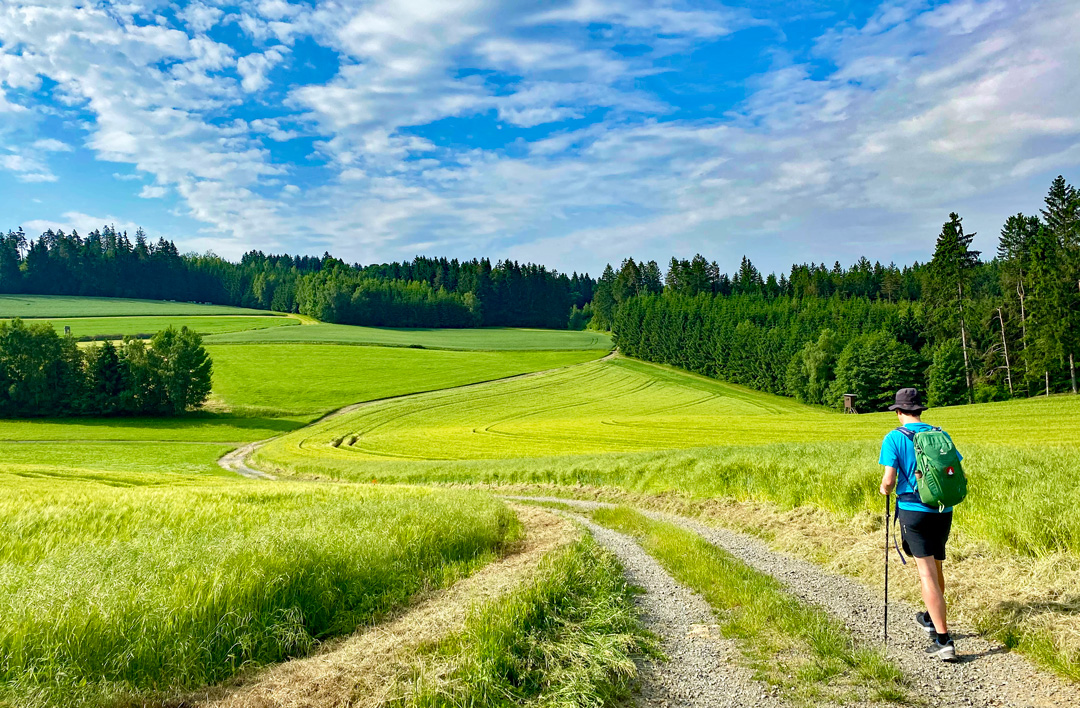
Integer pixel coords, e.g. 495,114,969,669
880,466,897,496
878,433,899,496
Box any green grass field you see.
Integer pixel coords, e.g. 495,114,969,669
253,352,1080,680
207,344,606,418
0,346,604,485
0,314,620,706
0,476,516,708
204,323,614,350
256,355,1080,556
1,315,298,338
0,294,274,318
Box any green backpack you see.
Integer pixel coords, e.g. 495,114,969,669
895,427,967,509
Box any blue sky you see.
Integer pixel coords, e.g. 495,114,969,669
1,0,1078,276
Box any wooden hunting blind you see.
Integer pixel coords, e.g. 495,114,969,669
843,393,857,414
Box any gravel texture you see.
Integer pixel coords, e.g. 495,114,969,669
518,497,1080,708
568,513,788,708
218,440,276,480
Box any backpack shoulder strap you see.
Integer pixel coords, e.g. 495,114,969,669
894,426,916,440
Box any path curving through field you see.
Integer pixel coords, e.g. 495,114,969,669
215,351,616,478
514,496,1080,708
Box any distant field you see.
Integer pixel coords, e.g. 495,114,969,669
205,323,614,350
206,344,605,418
0,477,515,708
1,315,298,338
0,294,275,318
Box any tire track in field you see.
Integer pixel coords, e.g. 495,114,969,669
177,506,580,708
325,357,614,437
511,496,1080,708
217,352,616,477
300,360,628,460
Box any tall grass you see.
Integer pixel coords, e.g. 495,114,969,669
399,537,655,708
0,477,517,708
591,507,906,705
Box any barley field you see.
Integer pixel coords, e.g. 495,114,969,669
0,475,516,707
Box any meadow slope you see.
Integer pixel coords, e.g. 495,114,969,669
0,300,627,707
256,356,1080,555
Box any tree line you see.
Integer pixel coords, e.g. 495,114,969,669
602,175,1079,411
0,229,595,330
0,320,212,417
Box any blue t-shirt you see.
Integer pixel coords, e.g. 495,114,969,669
878,423,961,513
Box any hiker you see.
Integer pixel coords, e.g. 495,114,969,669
878,387,963,661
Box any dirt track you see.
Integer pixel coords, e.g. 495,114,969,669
178,506,578,708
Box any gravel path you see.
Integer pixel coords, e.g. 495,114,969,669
568,513,788,708
519,497,1080,708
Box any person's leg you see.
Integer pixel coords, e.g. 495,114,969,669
914,555,947,634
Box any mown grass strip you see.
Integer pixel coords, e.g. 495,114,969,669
590,506,907,706
397,536,658,708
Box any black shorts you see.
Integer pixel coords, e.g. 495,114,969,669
897,509,953,561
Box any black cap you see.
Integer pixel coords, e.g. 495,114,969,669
888,387,927,412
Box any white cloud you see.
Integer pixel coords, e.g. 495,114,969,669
139,184,168,198
0,152,56,182
237,47,286,92
32,138,72,151
24,211,145,236
180,2,224,33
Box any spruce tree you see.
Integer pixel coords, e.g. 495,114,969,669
997,213,1039,392
928,213,980,402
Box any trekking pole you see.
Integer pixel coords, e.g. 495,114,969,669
884,492,890,647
